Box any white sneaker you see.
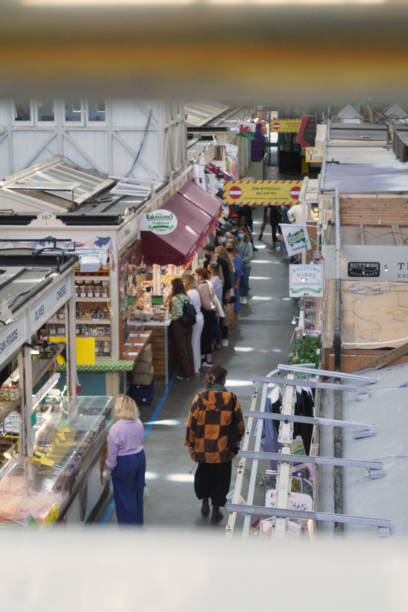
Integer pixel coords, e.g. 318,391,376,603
222,339,229,347
241,297,248,304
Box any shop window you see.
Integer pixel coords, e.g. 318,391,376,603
13,100,32,123
88,101,106,123
65,100,84,123
37,100,55,122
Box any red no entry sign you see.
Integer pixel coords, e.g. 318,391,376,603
228,186,242,200
290,186,301,200
272,122,280,130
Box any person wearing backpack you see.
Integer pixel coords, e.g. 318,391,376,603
170,277,195,381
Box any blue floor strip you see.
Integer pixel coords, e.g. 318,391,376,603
100,371,177,524
144,370,177,439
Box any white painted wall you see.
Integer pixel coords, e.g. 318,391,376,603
0,99,186,182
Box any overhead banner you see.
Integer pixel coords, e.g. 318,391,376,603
223,180,302,206
270,119,301,133
279,223,310,256
289,264,323,298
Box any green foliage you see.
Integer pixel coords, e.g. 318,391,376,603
289,335,322,368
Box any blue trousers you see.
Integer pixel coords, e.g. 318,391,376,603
112,450,146,525
240,266,251,297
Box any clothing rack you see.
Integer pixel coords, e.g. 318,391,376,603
225,365,391,538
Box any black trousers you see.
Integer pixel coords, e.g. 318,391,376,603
194,461,232,507
201,309,216,355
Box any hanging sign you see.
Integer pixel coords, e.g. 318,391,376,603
279,224,310,256
289,264,323,298
296,114,317,147
223,180,302,206
140,210,178,235
0,319,26,364
270,119,301,133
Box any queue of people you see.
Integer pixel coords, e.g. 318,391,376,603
101,204,296,527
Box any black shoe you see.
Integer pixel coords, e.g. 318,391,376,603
201,498,210,517
211,506,223,524
253,247,258,252
258,234,263,241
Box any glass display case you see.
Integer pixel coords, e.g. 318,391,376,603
0,396,113,525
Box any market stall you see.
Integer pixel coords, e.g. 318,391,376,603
0,156,194,394
0,252,114,525
122,180,222,384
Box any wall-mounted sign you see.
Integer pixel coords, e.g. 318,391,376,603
348,262,381,278
141,210,178,235
289,264,323,297
0,319,26,364
223,180,302,206
270,119,301,133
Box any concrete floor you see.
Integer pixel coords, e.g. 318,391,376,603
98,209,296,530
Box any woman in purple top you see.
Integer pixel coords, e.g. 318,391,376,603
105,395,145,525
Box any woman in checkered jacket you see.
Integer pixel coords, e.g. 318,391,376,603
185,366,244,524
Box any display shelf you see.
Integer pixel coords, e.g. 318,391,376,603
75,276,110,281
75,298,110,303
76,319,111,324
0,344,65,424
77,336,111,341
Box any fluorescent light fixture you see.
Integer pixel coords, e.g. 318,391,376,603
3,451,12,461
251,296,273,301
282,297,292,301
166,473,195,483
233,347,254,353
252,260,272,264
210,0,384,4
254,244,267,249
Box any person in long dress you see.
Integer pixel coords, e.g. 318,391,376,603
182,274,204,375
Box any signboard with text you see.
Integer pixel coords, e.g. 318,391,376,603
270,119,301,133
289,264,323,298
141,210,178,235
223,180,302,206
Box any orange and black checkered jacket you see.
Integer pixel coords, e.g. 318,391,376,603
185,389,245,463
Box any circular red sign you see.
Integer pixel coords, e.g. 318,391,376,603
228,186,242,200
273,122,280,130
290,186,301,200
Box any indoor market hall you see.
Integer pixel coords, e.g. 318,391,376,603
98,210,296,529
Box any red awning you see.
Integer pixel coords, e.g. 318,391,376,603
141,182,222,265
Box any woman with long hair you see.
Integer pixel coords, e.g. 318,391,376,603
215,245,234,346
225,239,243,318
170,277,195,381
236,226,253,304
185,365,244,524
182,274,204,375
105,395,146,525
195,267,216,367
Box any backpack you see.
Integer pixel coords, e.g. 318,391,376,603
177,296,196,327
